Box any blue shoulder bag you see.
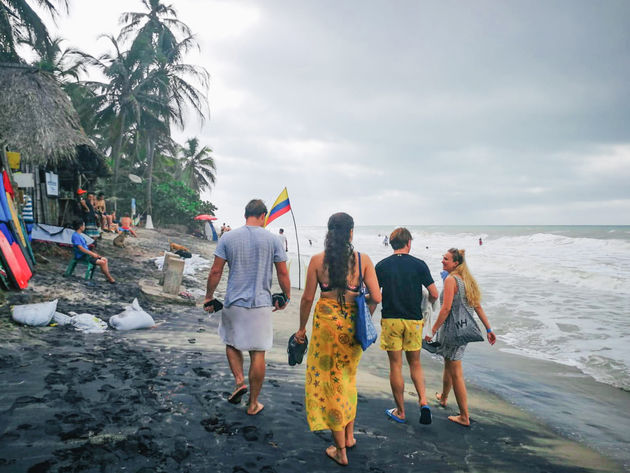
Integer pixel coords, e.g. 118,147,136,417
355,252,378,351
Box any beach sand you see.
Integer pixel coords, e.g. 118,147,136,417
0,228,623,472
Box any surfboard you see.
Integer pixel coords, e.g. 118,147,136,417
6,191,35,269
0,222,31,289
19,217,36,264
11,241,32,282
0,230,27,289
6,191,26,247
0,179,34,270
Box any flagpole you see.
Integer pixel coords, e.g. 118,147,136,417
289,207,301,290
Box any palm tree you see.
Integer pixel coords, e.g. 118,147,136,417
30,36,84,82
77,35,165,201
179,137,215,193
30,37,105,143
119,0,208,218
0,0,68,62
118,0,191,62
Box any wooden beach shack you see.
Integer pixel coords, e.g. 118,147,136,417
0,63,108,226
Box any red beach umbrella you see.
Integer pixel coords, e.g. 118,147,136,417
194,214,217,221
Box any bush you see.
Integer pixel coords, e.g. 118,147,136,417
152,180,216,227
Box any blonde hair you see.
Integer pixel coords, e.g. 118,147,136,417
448,248,481,307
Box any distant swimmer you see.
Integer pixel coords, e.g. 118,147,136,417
308,239,312,246
479,237,483,246
383,236,389,246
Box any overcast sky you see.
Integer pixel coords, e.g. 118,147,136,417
44,0,630,226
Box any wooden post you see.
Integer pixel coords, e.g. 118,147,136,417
163,258,185,295
40,182,49,224
159,251,180,285
34,166,43,223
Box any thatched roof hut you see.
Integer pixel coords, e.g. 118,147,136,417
0,63,108,176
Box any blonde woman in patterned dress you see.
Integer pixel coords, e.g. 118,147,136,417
294,212,381,466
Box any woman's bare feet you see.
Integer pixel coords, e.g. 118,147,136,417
448,414,470,427
326,445,348,466
246,402,264,416
436,392,447,407
345,437,356,449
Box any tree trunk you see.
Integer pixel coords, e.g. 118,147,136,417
111,110,127,208
145,135,155,215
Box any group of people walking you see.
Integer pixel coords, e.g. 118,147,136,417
203,199,495,467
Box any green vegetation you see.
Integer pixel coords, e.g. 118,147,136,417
1,0,68,62
1,0,216,224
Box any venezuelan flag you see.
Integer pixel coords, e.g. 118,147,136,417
265,187,291,227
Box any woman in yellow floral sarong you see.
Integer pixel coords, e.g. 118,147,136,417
295,212,381,466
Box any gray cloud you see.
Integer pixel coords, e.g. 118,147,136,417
50,0,630,225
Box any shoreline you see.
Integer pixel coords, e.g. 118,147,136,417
0,227,626,472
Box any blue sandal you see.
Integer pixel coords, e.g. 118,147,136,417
386,408,406,423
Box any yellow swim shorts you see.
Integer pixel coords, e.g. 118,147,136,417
380,318,424,352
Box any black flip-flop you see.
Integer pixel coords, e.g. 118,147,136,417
420,405,432,425
228,385,248,404
288,333,308,366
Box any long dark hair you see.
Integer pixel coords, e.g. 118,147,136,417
324,212,355,306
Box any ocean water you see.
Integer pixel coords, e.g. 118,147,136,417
283,225,630,391
271,224,630,466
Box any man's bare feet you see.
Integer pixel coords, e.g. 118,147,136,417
345,437,356,449
326,445,348,466
246,402,264,416
436,392,447,407
448,414,470,427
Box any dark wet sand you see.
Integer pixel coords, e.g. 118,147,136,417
0,228,622,472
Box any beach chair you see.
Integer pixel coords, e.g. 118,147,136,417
63,257,96,280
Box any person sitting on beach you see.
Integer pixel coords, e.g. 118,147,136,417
427,248,495,426
203,199,291,416
375,227,438,425
119,214,137,237
95,193,115,232
294,212,381,466
71,219,115,284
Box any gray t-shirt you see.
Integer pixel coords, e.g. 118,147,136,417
215,225,287,308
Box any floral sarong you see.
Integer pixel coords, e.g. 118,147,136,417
305,298,362,431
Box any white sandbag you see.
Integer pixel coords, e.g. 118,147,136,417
153,253,210,275
70,313,108,333
11,300,58,326
109,298,155,330
53,312,73,326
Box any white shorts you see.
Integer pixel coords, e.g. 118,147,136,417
218,305,273,351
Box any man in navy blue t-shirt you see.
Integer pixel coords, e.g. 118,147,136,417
376,227,438,425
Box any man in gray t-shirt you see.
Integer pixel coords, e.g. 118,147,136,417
204,199,291,416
